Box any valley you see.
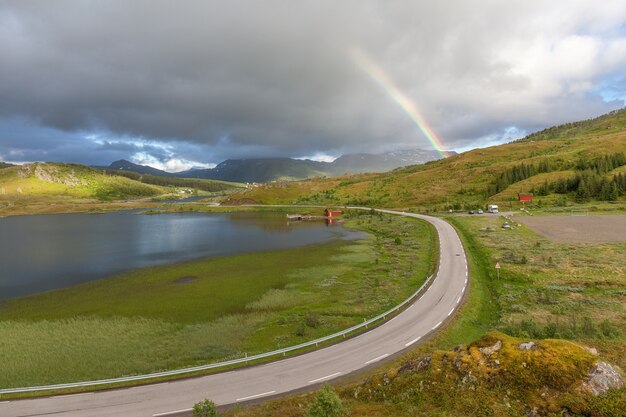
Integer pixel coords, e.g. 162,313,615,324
1,109,624,416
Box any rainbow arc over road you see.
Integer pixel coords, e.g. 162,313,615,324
351,48,448,158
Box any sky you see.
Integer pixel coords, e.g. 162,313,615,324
1,1,626,171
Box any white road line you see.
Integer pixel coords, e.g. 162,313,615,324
464,278,468,285
236,391,276,402
405,336,421,347
364,353,389,365
457,295,462,303
406,304,414,311
153,408,193,417
54,393,94,399
308,372,342,384
432,321,442,330
0,401,10,404
448,307,455,316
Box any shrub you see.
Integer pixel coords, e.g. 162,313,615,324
308,385,343,417
193,399,218,417
305,313,321,328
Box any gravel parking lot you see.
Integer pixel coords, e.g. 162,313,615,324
517,215,626,243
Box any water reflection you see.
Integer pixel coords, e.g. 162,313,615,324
0,211,362,301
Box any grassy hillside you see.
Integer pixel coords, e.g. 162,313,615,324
239,109,626,209
102,169,244,192
0,162,169,201
0,162,244,216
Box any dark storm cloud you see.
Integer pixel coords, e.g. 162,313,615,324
1,1,626,167
0,124,126,166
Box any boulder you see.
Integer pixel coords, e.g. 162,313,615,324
479,340,502,356
580,361,624,396
518,341,536,350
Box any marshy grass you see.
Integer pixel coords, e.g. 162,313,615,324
0,211,435,388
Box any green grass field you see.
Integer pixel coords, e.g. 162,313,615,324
218,212,626,417
0,211,435,388
459,215,625,341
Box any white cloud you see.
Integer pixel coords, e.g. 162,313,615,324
295,153,338,163
131,152,214,173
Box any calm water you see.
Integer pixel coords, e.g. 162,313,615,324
0,211,362,301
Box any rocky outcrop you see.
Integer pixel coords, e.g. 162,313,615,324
34,164,85,186
580,361,624,396
397,355,431,375
479,339,502,355
518,341,536,350
355,333,625,416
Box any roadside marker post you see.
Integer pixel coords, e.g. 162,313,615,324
495,262,501,279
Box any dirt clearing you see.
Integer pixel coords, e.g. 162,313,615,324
518,215,626,243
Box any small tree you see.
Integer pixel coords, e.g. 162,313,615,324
308,385,342,417
193,399,218,417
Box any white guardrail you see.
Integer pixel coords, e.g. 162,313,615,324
1,274,434,395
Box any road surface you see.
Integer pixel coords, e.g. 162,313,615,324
1,210,469,417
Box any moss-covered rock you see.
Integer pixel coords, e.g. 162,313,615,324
354,332,625,416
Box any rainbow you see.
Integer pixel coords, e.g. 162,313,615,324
350,48,448,158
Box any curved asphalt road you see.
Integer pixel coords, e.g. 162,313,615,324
1,210,468,417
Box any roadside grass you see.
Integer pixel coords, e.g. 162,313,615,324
0,211,435,388
431,216,500,347
457,215,626,346
218,212,626,417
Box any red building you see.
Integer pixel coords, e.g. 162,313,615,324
518,193,533,203
324,209,342,217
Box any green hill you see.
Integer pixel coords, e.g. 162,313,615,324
239,109,626,209
0,162,243,200
0,162,170,201
100,169,244,193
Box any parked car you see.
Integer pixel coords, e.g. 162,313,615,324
477,209,484,214
468,210,474,214
502,222,511,229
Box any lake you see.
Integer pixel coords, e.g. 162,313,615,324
0,211,363,301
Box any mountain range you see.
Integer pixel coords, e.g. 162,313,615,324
100,149,455,183
241,108,626,208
